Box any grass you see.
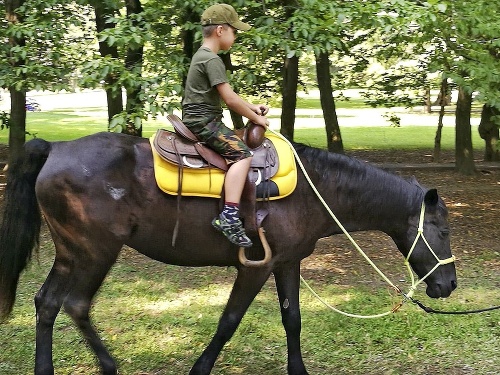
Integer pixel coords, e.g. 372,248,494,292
0,108,484,152
293,126,478,150
1,240,498,375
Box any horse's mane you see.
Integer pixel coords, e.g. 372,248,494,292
293,143,425,213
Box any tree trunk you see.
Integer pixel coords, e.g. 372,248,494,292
180,6,199,122
6,0,27,163
423,88,431,113
455,86,476,175
181,7,199,87
280,0,299,141
315,52,343,153
433,78,448,162
281,55,299,140
92,0,123,125
478,104,500,161
124,0,144,137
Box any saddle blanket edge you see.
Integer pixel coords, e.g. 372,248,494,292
150,132,297,200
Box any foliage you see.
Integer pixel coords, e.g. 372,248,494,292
1,0,94,92
2,0,500,152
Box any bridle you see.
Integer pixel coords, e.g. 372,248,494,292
403,201,456,299
402,203,500,315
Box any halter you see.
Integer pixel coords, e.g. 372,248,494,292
403,202,456,299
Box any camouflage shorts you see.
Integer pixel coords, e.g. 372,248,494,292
186,117,252,165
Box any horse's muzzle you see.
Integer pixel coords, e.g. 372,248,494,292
426,279,457,298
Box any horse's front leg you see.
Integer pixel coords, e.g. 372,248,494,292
274,262,309,375
189,266,272,375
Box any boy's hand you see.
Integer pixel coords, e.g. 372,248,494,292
252,104,269,116
258,104,269,116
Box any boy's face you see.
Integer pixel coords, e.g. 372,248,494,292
218,25,237,51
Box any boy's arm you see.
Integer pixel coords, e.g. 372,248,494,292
216,82,269,128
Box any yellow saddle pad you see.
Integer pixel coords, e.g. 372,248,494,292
150,132,297,200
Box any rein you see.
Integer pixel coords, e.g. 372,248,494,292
268,129,460,318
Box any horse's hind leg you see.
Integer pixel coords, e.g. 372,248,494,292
35,230,120,375
34,257,74,375
274,262,308,375
61,246,121,375
189,266,272,375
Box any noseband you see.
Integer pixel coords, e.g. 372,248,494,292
403,202,456,298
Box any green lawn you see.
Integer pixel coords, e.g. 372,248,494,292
0,108,484,152
293,125,476,150
1,239,498,374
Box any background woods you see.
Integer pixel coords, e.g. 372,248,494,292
2,0,500,173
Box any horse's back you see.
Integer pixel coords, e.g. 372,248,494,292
35,132,154,242
37,132,148,178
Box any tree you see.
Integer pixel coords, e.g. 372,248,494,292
455,86,475,175
84,0,151,136
90,0,123,124
123,0,145,136
278,0,299,141
478,104,500,161
4,0,26,162
350,0,499,173
315,52,343,153
2,0,90,160
433,77,450,162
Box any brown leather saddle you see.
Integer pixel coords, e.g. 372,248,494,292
153,114,279,240
153,127,228,171
154,114,279,186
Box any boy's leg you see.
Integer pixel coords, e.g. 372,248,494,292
212,157,254,248
192,118,254,247
223,157,252,203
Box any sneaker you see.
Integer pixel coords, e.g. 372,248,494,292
212,213,253,248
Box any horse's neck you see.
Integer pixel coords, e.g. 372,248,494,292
318,160,422,233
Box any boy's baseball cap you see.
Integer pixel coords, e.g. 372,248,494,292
201,4,251,31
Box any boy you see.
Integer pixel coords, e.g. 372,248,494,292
182,3,269,248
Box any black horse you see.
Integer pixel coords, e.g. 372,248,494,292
0,132,456,375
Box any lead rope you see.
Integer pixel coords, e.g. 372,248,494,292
267,129,453,318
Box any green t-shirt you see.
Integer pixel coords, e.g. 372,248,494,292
182,46,228,124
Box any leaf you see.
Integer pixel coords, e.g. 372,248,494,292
437,4,447,12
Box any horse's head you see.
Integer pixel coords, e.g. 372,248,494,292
402,189,457,298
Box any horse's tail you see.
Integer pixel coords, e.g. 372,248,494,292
0,138,51,320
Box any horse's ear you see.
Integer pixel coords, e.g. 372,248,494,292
424,189,439,207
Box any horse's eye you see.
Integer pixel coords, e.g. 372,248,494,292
440,228,450,237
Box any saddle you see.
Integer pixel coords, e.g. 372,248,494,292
155,114,279,180
153,114,279,238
